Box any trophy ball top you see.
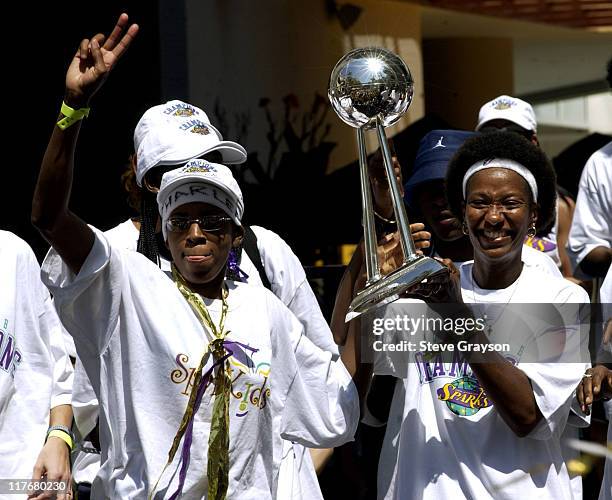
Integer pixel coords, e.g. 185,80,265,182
328,47,413,129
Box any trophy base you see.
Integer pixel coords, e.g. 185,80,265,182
345,255,448,322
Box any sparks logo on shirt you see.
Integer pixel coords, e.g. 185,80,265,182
437,376,490,416
416,352,492,416
0,320,22,378
171,351,271,417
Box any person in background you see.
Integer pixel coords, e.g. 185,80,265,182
567,141,611,280
0,231,74,499
476,94,576,278
577,264,612,500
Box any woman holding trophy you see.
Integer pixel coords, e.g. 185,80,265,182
329,49,589,499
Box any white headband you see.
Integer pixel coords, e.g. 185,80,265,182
462,158,538,201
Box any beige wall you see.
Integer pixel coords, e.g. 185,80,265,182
184,0,423,172
422,38,514,130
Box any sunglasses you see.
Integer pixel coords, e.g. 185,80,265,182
166,215,232,233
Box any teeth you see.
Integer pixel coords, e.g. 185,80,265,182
484,230,505,239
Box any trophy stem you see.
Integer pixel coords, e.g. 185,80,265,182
357,127,381,285
375,116,418,261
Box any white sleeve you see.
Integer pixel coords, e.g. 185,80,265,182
521,284,590,440
41,227,120,360
253,226,339,357
568,148,612,272
45,293,74,408
72,355,99,438
520,362,586,440
270,297,359,448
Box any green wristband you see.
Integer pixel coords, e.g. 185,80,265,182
57,101,90,130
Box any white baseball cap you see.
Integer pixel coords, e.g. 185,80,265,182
134,100,247,186
476,95,537,133
157,159,244,239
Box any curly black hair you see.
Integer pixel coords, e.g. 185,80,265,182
445,131,557,232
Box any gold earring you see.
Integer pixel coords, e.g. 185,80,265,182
526,224,536,238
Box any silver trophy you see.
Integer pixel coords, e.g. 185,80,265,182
328,47,448,321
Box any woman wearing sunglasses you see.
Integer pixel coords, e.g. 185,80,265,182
33,15,358,499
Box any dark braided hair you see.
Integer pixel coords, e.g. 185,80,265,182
445,131,557,233
137,189,161,265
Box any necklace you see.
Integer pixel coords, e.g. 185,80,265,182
469,265,523,335
151,266,231,500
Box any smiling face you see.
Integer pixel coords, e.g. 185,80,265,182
166,202,243,293
414,180,463,242
464,168,537,264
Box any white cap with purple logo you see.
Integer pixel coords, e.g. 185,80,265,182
476,95,537,133
134,100,247,186
157,159,244,239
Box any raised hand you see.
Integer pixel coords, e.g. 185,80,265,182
65,13,139,107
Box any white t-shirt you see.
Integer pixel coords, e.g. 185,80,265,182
522,243,563,277
104,219,337,355
434,246,561,278
569,142,612,277
376,264,589,500
0,231,73,483
42,229,357,499
74,219,336,498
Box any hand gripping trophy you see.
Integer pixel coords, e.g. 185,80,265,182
328,47,448,321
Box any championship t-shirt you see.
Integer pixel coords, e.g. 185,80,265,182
73,220,336,498
376,264,589,500
42,228,357,499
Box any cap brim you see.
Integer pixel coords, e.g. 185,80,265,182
159,139,247,166
476,113,535,132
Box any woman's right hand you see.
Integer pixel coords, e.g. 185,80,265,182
405,258,462,304
65,13,139,107
576,365,612,415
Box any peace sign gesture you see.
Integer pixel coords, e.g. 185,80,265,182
65,13,139,107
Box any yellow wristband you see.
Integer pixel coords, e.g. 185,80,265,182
47,429,74,451
57,101,90,130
